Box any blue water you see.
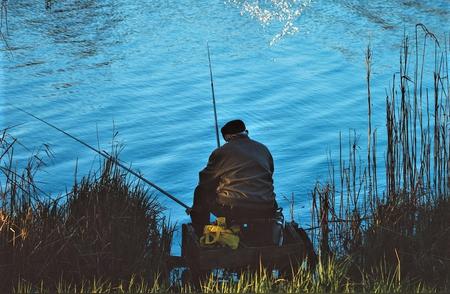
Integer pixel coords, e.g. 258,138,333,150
0,0,449,251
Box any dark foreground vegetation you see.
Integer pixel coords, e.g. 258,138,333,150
1,26,449,293
0,143,174,292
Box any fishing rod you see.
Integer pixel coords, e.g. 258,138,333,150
11,105,192,214
207,43,220,149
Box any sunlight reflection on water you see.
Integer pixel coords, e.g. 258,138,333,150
226,0,312,45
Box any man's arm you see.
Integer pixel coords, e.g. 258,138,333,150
198,149,223,188
191,149,223,230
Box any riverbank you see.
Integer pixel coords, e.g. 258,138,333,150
1,29,449,292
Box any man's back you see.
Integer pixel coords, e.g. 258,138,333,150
199,134,275,211
214,136,275,208
191,120,278,236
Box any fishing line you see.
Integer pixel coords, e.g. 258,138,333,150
11,105,192,213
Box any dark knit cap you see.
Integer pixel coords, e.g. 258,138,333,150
221,120,246,136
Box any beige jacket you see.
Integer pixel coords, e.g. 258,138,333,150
198,134,276,210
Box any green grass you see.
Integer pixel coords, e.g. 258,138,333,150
11,257,441,293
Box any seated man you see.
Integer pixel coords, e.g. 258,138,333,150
191,119,280,244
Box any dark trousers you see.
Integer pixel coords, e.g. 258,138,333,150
190,186,277,237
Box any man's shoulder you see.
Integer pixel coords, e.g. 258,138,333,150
247,138,271,152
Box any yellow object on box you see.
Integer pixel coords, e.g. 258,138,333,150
199,217,240,250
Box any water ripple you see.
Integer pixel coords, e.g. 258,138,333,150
0,0,448,228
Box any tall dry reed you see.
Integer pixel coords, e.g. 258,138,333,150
310,24,449,288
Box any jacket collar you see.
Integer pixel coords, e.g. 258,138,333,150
226,133,249,142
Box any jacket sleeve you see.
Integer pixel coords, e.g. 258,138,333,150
198,149,223,191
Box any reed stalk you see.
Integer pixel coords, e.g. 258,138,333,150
309,25,449,289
